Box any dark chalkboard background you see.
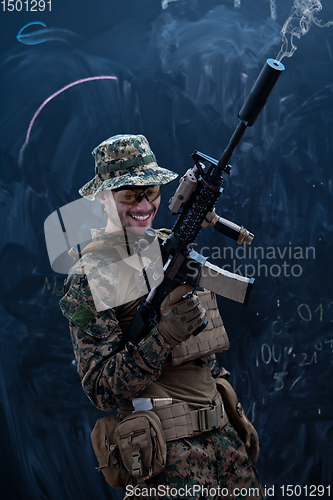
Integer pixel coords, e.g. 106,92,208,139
1,1,333,499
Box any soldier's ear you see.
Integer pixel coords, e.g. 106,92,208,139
97,192,107,204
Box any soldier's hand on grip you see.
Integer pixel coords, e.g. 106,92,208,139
158,283,207,347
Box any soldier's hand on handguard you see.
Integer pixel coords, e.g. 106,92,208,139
158,283,207,347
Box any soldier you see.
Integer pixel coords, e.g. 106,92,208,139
60,134,265,499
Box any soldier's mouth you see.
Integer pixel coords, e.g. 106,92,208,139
129,214,151,221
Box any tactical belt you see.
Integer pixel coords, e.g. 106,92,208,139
136,392,228,442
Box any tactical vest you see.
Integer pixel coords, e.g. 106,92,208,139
68,229,229,367
169,289,229,366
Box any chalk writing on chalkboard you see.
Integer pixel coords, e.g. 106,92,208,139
297,302,333,322
16,22,47,45
18,76,118,166
42,276,63,297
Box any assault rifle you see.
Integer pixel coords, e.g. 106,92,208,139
125,58,285,342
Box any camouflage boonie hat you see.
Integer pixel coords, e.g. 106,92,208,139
79,134,178,200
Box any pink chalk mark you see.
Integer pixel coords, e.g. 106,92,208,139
18,75,118,166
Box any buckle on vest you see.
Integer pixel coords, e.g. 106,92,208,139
131,449,143,477
198,405,218,432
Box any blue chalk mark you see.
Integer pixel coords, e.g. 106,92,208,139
17,22,47,45
258,429,270,446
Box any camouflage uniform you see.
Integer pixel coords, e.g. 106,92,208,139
60,232,265,500
61,228,222,411
141,425,264,499
60,135,265,499
60,230,174,411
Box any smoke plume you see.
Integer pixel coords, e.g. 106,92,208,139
276,0,333,61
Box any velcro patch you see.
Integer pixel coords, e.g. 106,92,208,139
70,304,95,329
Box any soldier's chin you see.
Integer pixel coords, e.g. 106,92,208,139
126,223,152,236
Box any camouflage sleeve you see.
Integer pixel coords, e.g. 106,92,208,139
60,275,171,411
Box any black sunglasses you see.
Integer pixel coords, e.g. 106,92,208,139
112,185,162,206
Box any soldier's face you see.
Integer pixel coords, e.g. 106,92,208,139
98,188,161,235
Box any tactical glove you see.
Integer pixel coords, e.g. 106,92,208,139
158,283,207,347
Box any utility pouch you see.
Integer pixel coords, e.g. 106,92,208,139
215,377,260,464
91,415,131,489
116,410,167,485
